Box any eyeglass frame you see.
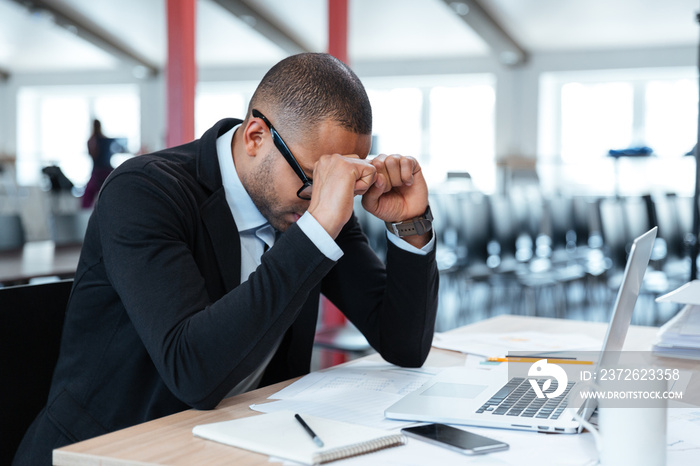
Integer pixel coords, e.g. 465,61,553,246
251,109,313,200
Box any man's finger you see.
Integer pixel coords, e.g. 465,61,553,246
361,174,385,211
400,157,415,186
392,155,408,188
352,159,377,194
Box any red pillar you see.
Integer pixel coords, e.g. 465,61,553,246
328,0,349,64
321,0,350,368
166,0,196,147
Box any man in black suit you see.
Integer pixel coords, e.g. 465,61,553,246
14,53,438,465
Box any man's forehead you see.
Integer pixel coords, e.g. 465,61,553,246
297,123,371,159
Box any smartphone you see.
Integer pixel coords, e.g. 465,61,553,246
401,423,509,455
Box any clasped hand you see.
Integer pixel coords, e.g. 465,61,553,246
307,153,429,242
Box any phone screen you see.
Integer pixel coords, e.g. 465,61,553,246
402,423,509,455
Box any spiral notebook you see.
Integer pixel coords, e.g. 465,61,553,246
192,410,406,465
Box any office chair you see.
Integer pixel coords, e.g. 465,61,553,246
49,211,91,247
652,193,691,282
429,189,465,274
536,195,587,315
455,192,503,322
0,279,73,465
487,194,528,274
0,214,25,252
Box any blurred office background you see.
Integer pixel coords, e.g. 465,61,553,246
0,0,698,330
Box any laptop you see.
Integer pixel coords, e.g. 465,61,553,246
385,227,657,434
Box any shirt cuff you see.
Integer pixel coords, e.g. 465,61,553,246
296,212,344,261
386,229,436,255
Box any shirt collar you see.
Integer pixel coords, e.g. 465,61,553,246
216,124,269,233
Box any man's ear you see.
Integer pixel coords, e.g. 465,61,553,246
243,118,266,157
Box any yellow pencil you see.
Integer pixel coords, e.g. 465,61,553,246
487,357,593,365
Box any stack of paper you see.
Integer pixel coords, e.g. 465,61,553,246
653,281,700,360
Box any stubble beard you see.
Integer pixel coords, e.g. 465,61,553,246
242,151,307,232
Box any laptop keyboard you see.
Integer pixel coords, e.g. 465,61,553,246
475,377,575,419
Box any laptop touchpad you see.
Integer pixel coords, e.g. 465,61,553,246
421,383,488,399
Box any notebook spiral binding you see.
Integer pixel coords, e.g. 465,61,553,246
311,434,407,465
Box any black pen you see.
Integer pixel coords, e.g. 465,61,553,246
295,413,324,447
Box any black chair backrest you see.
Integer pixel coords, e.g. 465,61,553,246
598,197,630,270
510,187,544,243
459,192,492,264
572,196,599,247
428,190,455,248
675,195,696,238
49,211,91,247
0,214,25,252
0,279,73,465
487,194,520,258
624,195,653,240
546,195,576,250
653,193,685,259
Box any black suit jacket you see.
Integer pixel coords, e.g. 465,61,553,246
14,119,438,465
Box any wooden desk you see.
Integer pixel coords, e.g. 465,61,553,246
52,316,665,465
0,241,81,285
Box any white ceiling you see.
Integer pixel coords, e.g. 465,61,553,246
0,0,698,75
487,0,699,51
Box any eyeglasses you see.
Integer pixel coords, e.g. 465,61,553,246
252,109,313,200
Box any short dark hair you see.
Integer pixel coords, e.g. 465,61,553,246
248,53,372,138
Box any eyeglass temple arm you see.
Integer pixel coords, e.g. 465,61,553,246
252,109,309,183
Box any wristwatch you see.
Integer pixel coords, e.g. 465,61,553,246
385,205,433,237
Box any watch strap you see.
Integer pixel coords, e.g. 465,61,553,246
385,205,433,237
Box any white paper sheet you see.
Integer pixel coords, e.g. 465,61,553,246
251,361,441,430
656,280,700,305
667,404,700,465
432,331,601,357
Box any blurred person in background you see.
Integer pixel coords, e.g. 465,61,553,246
82,119,114,209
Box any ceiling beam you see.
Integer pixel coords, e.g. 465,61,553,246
10,0,159,76
441,0,528,66
211,0,311,55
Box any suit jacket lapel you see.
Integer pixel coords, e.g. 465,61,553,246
201,189,241,290
197,118,244,290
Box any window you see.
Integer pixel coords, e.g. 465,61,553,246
195,82,254,138
560,82,633,163
429,84,495,191
364,75,496,191
541,68,698,195
645,79,698,158
17,85,140,187
366,87,423,158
